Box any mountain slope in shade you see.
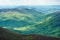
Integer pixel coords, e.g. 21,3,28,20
36,11,60,37
33,5,60,13
0,27,60,40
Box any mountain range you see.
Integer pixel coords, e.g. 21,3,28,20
0,6,60,38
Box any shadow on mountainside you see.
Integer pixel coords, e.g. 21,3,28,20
0,27,60,40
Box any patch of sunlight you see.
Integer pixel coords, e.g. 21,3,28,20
14,27,27,31
38,22,43,24
46,16,52,21
2,27,8,28
21,17,25,20
36,22,43,24
13,26,35,31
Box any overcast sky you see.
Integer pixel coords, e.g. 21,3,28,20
0,0,60,6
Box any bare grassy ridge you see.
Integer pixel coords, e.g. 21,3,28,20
0,28,60,40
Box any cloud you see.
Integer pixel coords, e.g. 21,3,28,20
0,0,60,6
54,0,60,2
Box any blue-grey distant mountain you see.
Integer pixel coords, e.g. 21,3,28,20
32,5,60,13
0,5,60,13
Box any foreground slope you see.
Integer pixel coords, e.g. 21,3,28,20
0,27,60,40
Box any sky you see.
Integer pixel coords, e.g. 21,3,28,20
0,0,60,6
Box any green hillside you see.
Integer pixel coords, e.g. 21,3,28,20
0,8,60,37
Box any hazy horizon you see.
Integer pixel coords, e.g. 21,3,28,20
0,5,60,9
0,0,60,6
0,0,60,8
